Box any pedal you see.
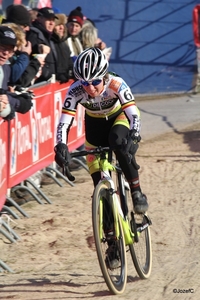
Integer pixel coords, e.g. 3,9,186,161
136,215,152,233
144,214,152,226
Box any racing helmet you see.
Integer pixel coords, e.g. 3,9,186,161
73,47,109,81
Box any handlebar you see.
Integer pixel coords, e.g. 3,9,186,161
70,147,111,158
62,146,140,182
62,147,111,181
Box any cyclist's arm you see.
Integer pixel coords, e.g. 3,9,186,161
116,79,141,134
56,86,78,144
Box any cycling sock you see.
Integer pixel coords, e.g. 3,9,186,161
128,177,141,194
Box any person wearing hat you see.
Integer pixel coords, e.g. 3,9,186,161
5,23,34,86
26,7,58,83
66,7,107,62
51,14,74,84
0,25,33,119
2,5,41,85
66,6,84,61
5,4,31,32
6,21,46,88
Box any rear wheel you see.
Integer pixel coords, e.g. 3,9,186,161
126,188,152,279
92,181,127,294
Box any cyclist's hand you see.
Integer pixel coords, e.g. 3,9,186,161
123,130,141,153
130,130,141,144
54,143,76,182
54,143,71,167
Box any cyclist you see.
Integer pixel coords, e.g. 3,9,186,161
54,47,148,268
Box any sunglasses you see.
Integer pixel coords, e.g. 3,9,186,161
81,79,102,86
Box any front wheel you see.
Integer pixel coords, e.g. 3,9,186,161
92,181,127,294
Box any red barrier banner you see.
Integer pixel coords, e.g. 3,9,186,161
7,81,85,188
8,83,54,187
193,5,200,47
0,119,8,210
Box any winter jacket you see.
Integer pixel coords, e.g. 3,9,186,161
51,32,74,83
1,64,33,120
9,51,30,84
26,21,57,83
15,57,41,87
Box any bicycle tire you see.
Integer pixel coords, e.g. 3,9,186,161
125,188,152,279
92,181,127,295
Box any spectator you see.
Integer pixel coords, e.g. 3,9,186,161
80,19,98,50
81,19,112,60
15,49,49,87
4,22,32,85
5,4,31,33
3,5,46,86
5,23,27,50
2,5,32,83
51,13,74,83
66,7,109,61
28,8,39,23
80,19,106,50
66,6,84,61
0,25,33,120
26,6,58,83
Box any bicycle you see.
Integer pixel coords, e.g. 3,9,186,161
63,146,152,295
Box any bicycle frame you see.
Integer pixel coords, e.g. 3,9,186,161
65,146,152,293
65,147,147,245
98,158,135,246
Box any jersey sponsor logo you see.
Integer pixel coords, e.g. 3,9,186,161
132,114,140,132
83,98,117,111
109,79,121,93
119,82,128,92
102,91,109,98
69,85,83,98
57,123,65,143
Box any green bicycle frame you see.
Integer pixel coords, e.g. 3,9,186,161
99,158,135,246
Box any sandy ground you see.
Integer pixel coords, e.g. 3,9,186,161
0,122,200,300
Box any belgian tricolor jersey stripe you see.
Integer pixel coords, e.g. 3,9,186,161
62,108,76,117
121,101,135,110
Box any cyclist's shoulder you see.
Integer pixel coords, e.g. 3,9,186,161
105,72,130,93
107,71,128,84
67,80,85,97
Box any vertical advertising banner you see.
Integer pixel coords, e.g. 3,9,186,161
8,84,55,187
0,119,8,210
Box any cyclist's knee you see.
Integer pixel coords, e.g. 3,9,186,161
109,125,129,148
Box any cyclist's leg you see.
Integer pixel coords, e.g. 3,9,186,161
108,113,148,214
84,111,118,186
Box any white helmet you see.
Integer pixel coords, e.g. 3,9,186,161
73,47,109,81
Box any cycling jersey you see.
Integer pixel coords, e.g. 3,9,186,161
57,73,141,144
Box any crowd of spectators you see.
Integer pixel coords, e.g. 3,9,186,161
0,4,110,120
0,4,112,187
0,25,33,120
